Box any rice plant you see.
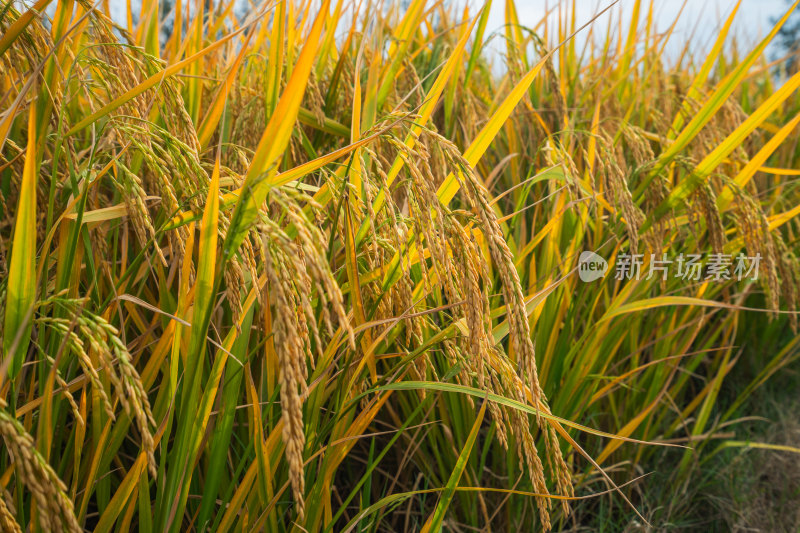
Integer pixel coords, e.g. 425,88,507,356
1,0,799,530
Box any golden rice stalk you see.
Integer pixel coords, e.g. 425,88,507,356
46,296,158,478
598,133,647,252
399,129,575,525
100,318,158,478
732,191,780,314
0,495,21,533
0,404,81,533
35,315,116,421
773,237,800,333
441,134,543,403
264,249,308,519
49,358,83,426
252,182,357,519
692,183,725,254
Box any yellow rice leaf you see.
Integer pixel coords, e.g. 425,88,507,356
63,197,160,223
0,0,53,56
3,105,38,379
759,166,800,176
93,453,147,533
716,441,800,455
368,7,483,215
669,1,741,137
78,421,113,522
349,53,363,200
718,110,800,207
245,364,276,508
619,0,641,75
316,0,346,77
376,0,427,107
224,0,330,258
595,393,664,465
769,203,800,231
650,67,800,224
196,28,255,149
641,0,800,201
265,0,286,115
598,296,796,324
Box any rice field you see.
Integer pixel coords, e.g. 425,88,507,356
1,0,799,530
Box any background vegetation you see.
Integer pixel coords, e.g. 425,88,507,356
1,0,799,530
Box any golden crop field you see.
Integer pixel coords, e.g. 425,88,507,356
1,0,799,530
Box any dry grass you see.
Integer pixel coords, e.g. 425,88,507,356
725,416,800,532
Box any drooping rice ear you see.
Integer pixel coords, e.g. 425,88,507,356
0,495,22,533
0,406,82,533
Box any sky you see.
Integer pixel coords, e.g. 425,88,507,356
476,0,791,63
65,0,796,65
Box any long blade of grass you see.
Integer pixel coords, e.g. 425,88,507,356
158,157,220,532
2,105,38,380
196,28,255,149
378,381,684,447
421,397,487,533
